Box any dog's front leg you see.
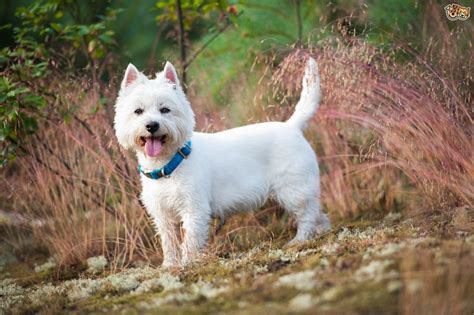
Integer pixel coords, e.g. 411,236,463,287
155,219,181,267
180,208,211,265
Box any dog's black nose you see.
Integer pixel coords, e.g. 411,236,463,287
146,122,160,133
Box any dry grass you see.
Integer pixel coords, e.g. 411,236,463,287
268,35,472,216
4,83,162,268
400,246,473,315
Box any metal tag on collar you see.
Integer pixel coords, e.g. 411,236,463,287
177,143,191,159
177,147,188,159
161,168,170,178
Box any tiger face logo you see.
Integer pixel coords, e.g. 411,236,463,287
444,4,471,21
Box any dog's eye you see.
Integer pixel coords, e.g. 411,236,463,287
160,107,171,114
134,108,144,115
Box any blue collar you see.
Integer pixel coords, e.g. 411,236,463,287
138,141,192,180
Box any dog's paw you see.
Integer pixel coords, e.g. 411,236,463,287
180,255,200,267
180,250,209,267
285,237,310,248
315,215,331,234
285,239,299,248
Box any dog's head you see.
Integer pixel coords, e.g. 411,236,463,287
114,62,195,159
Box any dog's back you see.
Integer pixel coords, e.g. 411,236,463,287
186,58,327,234
191,120,318,216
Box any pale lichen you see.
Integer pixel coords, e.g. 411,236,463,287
253,264,269,275
406,279,424,293
289,293,314,311
192,281,229,299
297,248,318,257
337,227,352,241
384,212,402,223
321,242,340,255
133,272,182,294
0,279,27,310
268,249,294,262
319,286,342,302
276,270,316,290
34,257,56,273
373,242,405,258
108,273,140,292
66,279,103,301
319,257,329,267
355,260,395,282
387,280,402,293
150,281,229,307
86,255,108,274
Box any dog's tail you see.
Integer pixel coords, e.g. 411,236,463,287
286,57,320,130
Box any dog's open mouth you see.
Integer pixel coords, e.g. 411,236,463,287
141,135,167,157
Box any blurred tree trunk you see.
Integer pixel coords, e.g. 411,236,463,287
176,0,187,91
295,0,302,44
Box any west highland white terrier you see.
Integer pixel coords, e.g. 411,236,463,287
114,58,330,267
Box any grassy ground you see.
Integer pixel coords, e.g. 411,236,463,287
2,207,473,314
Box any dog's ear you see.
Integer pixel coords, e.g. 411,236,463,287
164,61,179,86
121,63,142,90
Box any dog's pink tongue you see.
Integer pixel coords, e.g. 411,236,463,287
145,138,162,157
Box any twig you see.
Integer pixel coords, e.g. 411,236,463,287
184,12,242,69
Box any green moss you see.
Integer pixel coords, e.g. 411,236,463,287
333,282,399,313
181,260,235,284
1,261,34,282
71,291,157,313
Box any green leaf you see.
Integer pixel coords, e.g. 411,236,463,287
50,22,62,32
77,25,90,36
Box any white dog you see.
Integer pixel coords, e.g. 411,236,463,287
114,58,330,267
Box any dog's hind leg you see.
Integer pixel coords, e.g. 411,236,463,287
289,200,330,245
273,181,330,245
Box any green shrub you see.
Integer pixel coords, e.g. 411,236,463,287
0,0,118,165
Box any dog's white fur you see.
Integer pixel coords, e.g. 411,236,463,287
114,58,330,266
